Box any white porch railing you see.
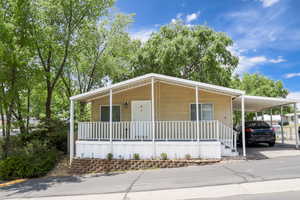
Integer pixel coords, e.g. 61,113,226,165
77,120,237,151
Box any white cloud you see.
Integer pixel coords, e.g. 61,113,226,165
258,0,280,8
186,12,200,23
269,56,286,63
228,45,286,74
171,12,200,24
131,29,155,43
237,56,268,74
287,92,300,110
284,73,300,79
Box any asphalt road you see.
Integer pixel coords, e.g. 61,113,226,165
2,154,300,199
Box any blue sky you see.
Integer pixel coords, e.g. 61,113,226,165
116,0,300,99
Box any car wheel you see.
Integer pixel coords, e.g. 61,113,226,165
268,142,275,147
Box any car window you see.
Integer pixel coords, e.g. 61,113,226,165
246,121,270,128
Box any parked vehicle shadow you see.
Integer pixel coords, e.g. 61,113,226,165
238,142,299,160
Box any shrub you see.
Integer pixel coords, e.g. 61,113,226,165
106,153,113,160
160,153,168,160
0,140,58,180
0,119,67,180
19,119,68,154
185,154,191,160
133,153,140,160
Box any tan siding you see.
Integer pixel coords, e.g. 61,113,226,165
91,82,232,127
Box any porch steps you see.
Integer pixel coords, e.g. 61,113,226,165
221,143,239,157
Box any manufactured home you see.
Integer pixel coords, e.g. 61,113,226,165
69,73,299,161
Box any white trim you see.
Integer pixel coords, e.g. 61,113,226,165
294,103,299,149
100,105,122,122
70,73,244,101
109,89,112,153
244,95,299,103
241,95,246,157
151,78,156,158
69,100,74,164
196,86,199,143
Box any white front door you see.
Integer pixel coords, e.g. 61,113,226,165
131,101,152,138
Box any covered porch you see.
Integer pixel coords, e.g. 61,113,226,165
69,73,300,161
69,74,244,161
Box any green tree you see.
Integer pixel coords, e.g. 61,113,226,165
131,22,238,86
27,0,114,120
62,13,138,118
231,73,289,123
0,0,35,156
231,73,288,97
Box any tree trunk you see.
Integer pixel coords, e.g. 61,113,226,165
0,104,5,137
4,104,12,158
79,102,86,121
26,88,31,132
45,86,53,120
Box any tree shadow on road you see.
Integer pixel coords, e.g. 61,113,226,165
0,176,82,197
0,172,124,198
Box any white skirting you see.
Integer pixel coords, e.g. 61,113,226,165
76,141,221,159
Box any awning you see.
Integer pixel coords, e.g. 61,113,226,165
233,95,300,112
70,73,244,102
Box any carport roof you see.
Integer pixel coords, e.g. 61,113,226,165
233,95,300,112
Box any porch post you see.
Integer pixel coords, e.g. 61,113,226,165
195,86,200,157
294,103,299,149
195,86,199,142
280,106,284,144
151,77,156,158
109,88,113,153
255,112,258,121
262,111,264,121
241,95,246,157
69,100,74,164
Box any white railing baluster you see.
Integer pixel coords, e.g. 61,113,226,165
78,120,237,150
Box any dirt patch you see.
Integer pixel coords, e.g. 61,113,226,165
47,156,72,177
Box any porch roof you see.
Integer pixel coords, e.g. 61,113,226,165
70,73,245,102
232,95,300,112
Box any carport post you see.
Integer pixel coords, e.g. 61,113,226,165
69,100,74,164
294,103,299,149
241,95,246,157
280,106,284,144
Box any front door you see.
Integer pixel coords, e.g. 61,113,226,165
131,100,152,139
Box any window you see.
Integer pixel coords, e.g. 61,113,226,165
191,104,202,121
190,104,213,121
100,106,121,122
202,104,213,120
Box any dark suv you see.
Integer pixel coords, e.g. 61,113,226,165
238,121,276,147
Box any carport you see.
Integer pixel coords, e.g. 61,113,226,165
233,95,300,157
